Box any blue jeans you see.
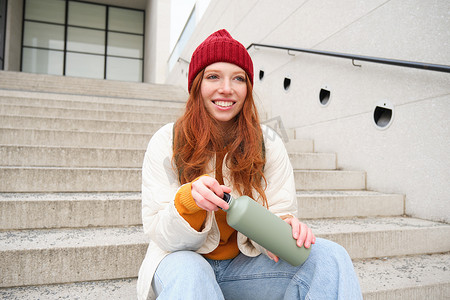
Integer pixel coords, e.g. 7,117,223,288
151,238,362,299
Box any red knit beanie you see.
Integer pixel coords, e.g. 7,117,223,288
188,29,254,92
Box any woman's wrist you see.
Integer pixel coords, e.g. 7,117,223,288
279,214,294,220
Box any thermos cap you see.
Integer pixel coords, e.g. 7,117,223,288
222,192,232,204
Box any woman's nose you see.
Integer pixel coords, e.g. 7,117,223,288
219,79,232,94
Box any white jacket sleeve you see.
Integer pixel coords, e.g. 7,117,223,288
141,123,219,253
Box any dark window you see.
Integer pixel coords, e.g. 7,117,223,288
21,0,144,81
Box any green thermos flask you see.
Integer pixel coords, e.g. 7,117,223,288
222,192,311,266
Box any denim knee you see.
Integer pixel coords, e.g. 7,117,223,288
291,238,354,289
310,238,352,262
155,250,216,282
295,238,362,299
153,251,224,299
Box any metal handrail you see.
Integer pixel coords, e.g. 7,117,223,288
247,43,450,73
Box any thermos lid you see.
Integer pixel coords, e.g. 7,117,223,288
222,192,232,204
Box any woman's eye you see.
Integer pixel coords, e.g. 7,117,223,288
206,74,218,80
234,76,245,82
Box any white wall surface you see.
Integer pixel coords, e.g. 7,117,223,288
4,0,23,71
166,0,450,222
170,0,196,51
144,0,170,83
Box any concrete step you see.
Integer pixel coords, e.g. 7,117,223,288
1,253,449,299
297,190,404,219
0,128,152,148
0,90,186,113
294,170,366,190
309,217,450,259
0,278,137,300
284,139,314,153
0,104,180,123
0,193,141,230
0,71,188,101
0,114,167,133
0,226,147,288
1,167,366,193
0,278,138,300
355,253,450,300
0,167,141,192
0,145,145,167
289,152,336,170
1,217,448,288
0,190,404,231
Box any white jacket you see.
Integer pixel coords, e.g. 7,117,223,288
137,123,297,300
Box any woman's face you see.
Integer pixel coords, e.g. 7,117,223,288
201,62,248,130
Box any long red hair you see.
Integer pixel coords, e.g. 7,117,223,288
172,70,268,206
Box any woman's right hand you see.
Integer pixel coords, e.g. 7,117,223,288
191,176,231,211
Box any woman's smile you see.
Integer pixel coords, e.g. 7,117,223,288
213,100,236,109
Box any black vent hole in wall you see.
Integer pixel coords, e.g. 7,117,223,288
283,77,291,91
373,100,394,129
319,87,331,106
259,70,264,81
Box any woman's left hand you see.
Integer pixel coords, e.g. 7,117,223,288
284,217,316,248
267,216,316,263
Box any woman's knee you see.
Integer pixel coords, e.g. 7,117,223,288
312,238,350,257
153,251,223,299
156,251,215,282
306,238,353,269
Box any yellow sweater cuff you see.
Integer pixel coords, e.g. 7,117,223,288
174,175,209,231
175,182,203,214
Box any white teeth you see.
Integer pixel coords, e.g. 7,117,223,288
214,101,234,107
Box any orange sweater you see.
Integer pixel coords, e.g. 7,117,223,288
173,154,239,260
174,184,239,260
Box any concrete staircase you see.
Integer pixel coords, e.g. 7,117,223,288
0,71,449,299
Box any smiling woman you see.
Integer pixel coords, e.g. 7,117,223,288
137,29,362,300
173,59,264,199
